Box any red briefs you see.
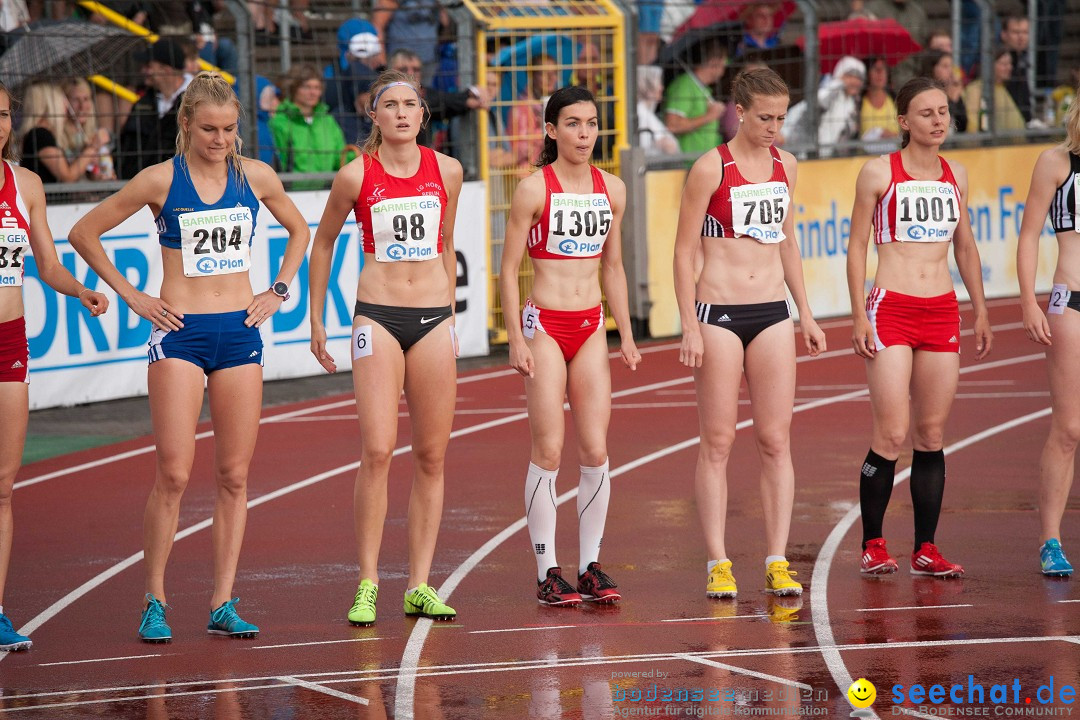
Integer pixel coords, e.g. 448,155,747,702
522,299,603,362
0,316,29,383
865,288,960,354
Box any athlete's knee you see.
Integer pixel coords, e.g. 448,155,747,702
361,443,395,473
215,463,249,495
0,476,13,507
412,445,447,478
154,463,191,497
754,428,791,462
699,430,736,465
532,440,563,470
874,425,908,456
910,422,945,451
1048,417,1080,452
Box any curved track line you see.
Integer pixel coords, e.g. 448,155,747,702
810,403,1052,720
393,342,1043,719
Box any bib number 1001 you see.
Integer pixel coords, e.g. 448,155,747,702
192,226,244,254
553,208,611,238
899,196,958,223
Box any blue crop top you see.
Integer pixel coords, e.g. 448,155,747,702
1049,151,1080,234
155,155,260,249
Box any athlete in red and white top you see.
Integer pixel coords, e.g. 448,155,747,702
847,77,992,579
0,81,108,651
309,70,462,625
501,85,640,607
674,68,824,602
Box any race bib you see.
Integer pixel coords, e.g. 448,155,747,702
1048,283,1070,315
730,181,788,243
179,207,253,277
522,303,540,339
0,228,28,287
353,324,373,359
371,195,441,262
895,181,960,243
546,193,611,257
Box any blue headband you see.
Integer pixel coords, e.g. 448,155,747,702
373,81,420,109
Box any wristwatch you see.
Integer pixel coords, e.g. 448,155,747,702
270,281,290,301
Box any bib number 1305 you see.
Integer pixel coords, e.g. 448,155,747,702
552,208,611,238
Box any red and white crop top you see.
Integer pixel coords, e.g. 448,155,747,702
353,146,447,262
0,160,31,288
873,151,962,245
527,164,612,260
702,144,790,243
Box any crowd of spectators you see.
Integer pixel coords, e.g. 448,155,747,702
0,0,1075,185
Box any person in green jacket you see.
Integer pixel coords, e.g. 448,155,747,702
270,64,348,174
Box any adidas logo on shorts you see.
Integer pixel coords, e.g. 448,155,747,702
249,350,259,358
11,360,24,369
580,319,590,328
948,336,958,343
718,314,731,322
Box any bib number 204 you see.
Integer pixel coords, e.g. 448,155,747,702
192,226,244,254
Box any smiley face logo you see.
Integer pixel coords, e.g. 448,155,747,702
847,678,876,709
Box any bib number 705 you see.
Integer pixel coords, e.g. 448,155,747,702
742,197,785,226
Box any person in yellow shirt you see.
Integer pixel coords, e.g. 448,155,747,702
860,57,900,140
963,47,1026,133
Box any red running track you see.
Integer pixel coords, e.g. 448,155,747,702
1,297,1077,719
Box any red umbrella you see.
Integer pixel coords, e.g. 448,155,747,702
675,0,796,40
796,17,922,74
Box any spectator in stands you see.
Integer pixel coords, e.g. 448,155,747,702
639,0,663,65
663,42,727,155
860,57,899,140
866,0,928,91
248,0,312,44
374,0,446,84
737,1,783,56
62,78,116,180
637,65,679,155
255,75,279,167
999,8,1034,123
920,49,967,132
963,46,1026,134
19,82,111,183
927,28,952,55
191,3,238,77
574,41,616,160
814,55,865,149
117,38,190,179
509,53,558,166
270,63,346,174
847,0,874,19
326,18,383,146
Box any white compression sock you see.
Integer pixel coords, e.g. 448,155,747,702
765,555,786,568
577,460,611,576
525,462,559,582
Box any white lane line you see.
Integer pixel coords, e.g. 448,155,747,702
810,404,1052,720
5,372,695,661
275,676,369,705
468,625,578,635
36,653,162,667
0,682,290,714
1057,600,1080,603
661,615,762,622
249,637,383,650
675,654,812,690
854,604,973,613
394,342,1043,719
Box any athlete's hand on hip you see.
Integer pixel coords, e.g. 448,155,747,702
310,323,337,373
509,340,534,378
1021,302,1052,346
851,315,876,359
128,291,183,331
973,314,993,360
78,288,109,317
679,327,703,368
802,317,827,357
621,336,641,370
245,289,283,328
